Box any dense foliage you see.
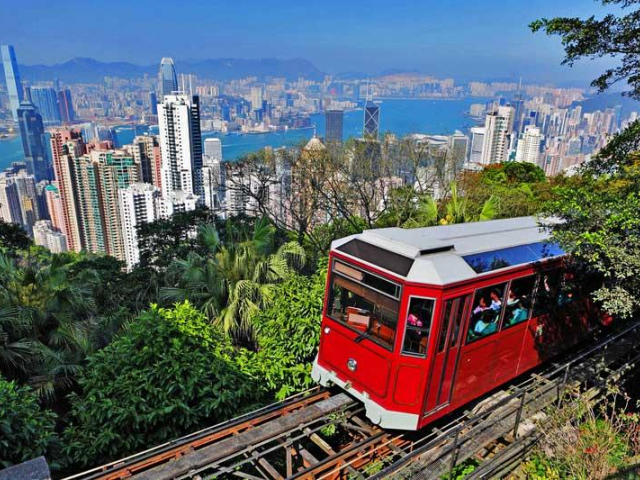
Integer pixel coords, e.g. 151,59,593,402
61,302,262,469
532,0,640,320
0,377,59,469
239,261,327,399
0,220,32,253
0,251,135,402
162,217,306,337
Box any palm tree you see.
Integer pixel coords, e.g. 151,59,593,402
404,182,499,228
0,252,100,401
161,218,305,338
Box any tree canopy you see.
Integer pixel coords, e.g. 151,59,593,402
61,302,261,469
531,0,640,99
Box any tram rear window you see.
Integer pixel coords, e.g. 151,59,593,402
328,262,400,351
463,242,565,274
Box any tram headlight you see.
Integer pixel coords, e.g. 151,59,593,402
347,358,357,372
324,327,331,335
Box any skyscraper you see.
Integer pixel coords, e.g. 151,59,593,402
515,126,544,165
72,150,140,259
57,89,75,123
31,86,62,125
1,45,24,122
157,93,203,200
0,169,43,235
363,101,380,140
0,174,23,225
250,86,264,111
148,91,158,115
158,57,178,98
469,127,486,164
325,110,344,144
204,137,222,160
128,135,161,186
33,220,68,253
17,101,50,181
448,130,469,167
50,129,85,252
118,183,162,270
480,106,514,164
44,184,65,234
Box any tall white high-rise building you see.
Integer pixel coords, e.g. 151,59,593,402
118,183,162,270
480,106,514,164
204,138,222,160
515,126,544,165
469,127,486,164
157,94,203,200
250,86,264,111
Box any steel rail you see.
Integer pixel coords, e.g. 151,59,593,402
64,387,331,480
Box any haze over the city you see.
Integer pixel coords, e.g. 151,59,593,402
0,0,620,84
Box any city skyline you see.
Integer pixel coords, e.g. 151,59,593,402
0,0,621,85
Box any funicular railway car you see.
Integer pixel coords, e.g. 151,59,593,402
312,217,599,431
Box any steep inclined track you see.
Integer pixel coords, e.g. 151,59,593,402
66,321,640,480
132,393,354,480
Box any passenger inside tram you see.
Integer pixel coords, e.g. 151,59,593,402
468,283,507,341
505,289,528,326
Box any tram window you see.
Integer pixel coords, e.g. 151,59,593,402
328,274,400,350
437,300,454,353
502,276,536,329
533,271,577,317
466,283,507,343
402,297,435,357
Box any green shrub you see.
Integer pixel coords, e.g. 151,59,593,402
0,377,58,468
239,260,327,400
61,302,262,469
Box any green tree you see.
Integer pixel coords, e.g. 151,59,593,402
532,0,640,318
238,261,327,400
0,220,31,254
136,207,217,271
403,182,499,228
530,1,640,100
0,376,59,469
0,251,136,402
61,302,261,470
162,218,305,337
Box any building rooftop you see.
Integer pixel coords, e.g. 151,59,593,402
332,217,564,285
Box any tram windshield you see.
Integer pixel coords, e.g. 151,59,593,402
327,260,400,350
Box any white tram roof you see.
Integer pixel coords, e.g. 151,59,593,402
331,216,563,286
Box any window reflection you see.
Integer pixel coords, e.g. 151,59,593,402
463,242,565,274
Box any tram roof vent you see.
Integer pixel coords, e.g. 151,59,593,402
419,244,455,256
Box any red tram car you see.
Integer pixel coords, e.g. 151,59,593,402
312,217,599,430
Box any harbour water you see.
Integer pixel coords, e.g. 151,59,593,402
0,98,485,170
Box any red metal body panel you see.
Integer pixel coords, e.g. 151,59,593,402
315,250,594,431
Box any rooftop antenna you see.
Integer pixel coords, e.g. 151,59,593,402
189,74,193,97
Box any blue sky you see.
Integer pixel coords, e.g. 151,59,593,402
0,0,620,84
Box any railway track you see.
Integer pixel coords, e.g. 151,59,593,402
65,320,640,480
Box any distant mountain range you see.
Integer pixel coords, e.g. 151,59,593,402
573,92,640,117
15,57,325,83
